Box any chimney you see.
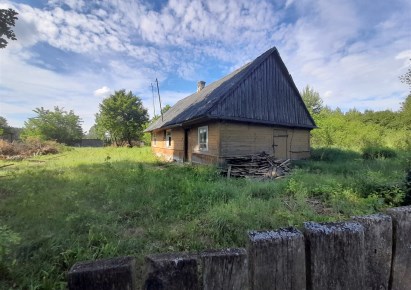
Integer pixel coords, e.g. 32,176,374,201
197,81,206,92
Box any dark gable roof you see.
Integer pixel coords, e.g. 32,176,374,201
146,47,316,132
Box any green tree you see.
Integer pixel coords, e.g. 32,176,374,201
150,104,171,123
21,107,83,145
300,85,323,114
95,90,149,147
399,94,411,130
0,8,18,49
0,116,9,135
400,58,411,92
85,124,100,139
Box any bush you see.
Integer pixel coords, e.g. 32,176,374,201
362,146,397,160
310,147,360,162
0,138,63,159
403,169,411,205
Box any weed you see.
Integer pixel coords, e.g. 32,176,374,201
0,146,408,288
362,146,397,160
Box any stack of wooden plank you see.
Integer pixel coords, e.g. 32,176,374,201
223,152,291,179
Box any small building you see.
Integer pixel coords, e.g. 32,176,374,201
145,47,316,164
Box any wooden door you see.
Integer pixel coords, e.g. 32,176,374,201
273,130,288,159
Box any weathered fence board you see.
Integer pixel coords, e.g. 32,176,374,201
68,256,136,290
143,252,199,290
353,214,392,290
304,221,365,290
247,228,306,290
200,248,248,290
387,206,411,290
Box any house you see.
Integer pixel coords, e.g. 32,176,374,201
145,47,316,164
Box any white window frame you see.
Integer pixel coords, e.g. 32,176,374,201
198,126,208,151
165,130,172,148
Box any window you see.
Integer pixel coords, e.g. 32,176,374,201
165,130,172,147
152,132,157,145
198,126,208,151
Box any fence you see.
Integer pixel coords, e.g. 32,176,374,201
67,206,411,290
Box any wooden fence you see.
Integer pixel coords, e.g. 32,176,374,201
67,206,411,290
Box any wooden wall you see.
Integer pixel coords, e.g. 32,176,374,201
150,121,310,163
187,122,220,164
151,128,184,162
219,122,310,160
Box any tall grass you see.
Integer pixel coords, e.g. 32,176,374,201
0,147,409,288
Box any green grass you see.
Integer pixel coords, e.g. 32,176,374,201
0,146,409,289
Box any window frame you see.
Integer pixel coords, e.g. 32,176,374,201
165,129,172,148
198,126,208,151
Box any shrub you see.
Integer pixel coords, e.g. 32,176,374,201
0,140,16,156
0,138,63,158
403,169,411,205
362,146,397,160
310,147,360,162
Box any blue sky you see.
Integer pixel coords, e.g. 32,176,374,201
0,0,410,132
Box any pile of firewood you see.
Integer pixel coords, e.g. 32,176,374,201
222,152,291,179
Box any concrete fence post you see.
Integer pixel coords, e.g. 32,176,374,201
143,252,199,290
303,221,365,290
387,206,411,290
247,228,306,290
200,248,248,290
352,214,392,290
67,256,137,290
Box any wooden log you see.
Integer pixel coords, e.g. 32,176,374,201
201,248,248,290
352,214,392,290
68,256,137,290
247,228,306,290
144,252,199,290
386,206,411,290
304,221,365,290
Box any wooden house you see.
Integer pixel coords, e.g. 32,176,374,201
145,47,316,164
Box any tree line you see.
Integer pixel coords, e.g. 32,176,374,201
301,86,411,150
0,90,149,146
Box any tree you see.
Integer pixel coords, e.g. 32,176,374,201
21,107,83,145
400,58,411,92
300,85,323,114
95,90,149,146
150,104,171,123
85,124,100,139
0,8,18,49
0,116,9,135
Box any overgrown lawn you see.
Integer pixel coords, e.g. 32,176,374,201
0,147,409,289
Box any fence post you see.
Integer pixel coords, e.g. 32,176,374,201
353,214,392,290
67,256,137,290
200,248,248,290
387,206,411,290
143,252,199,290
304,221,365,290
247,228,306,290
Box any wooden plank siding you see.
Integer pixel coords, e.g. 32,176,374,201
187,122,220,164
208,54,312,128
151,128,185,162
219,122,310,160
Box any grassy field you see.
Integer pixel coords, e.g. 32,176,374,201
0,146,409,289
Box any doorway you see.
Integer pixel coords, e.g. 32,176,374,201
273,129,288,159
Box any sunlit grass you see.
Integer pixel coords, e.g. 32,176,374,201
0,146,409,289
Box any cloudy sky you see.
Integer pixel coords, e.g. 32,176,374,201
0,0,410,132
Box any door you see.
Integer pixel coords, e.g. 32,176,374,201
273,130,288,159
184,128,189,162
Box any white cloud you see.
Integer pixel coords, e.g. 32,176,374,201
1,0,410,131
94,86,111,97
